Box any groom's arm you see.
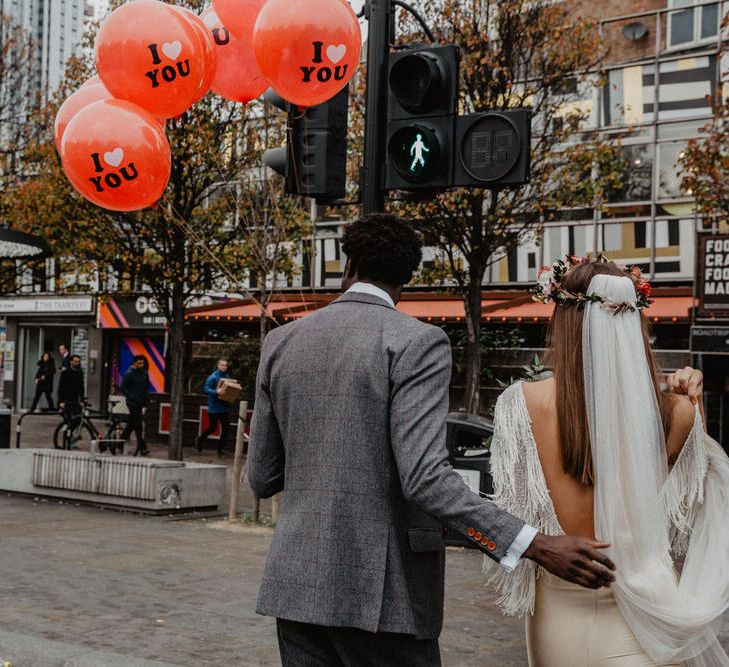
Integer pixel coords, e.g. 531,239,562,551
247,336,285,499
389,325,526,564
390,326,616,587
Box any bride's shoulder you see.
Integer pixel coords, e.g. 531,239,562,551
520,376,555,414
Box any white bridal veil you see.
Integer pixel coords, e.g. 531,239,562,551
583,274,729,666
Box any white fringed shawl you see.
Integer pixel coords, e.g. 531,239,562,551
483,381,710,618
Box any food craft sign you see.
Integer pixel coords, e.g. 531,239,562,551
698,234,729,318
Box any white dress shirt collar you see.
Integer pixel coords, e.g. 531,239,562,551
345,282,395,308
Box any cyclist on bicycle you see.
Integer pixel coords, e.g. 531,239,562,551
57,354,85,449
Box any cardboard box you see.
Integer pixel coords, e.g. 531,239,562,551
217,378,242,403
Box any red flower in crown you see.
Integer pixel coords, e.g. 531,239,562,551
637,282,651,297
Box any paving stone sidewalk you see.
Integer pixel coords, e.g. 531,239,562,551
0,493,528,666
5,418,729,666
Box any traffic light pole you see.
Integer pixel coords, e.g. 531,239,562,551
361,0,392,214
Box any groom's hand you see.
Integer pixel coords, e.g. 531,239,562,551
523,534,616,589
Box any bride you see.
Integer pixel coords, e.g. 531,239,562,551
484,255,729,666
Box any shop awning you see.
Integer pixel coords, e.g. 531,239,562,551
185,293,695,324
185,301,317,321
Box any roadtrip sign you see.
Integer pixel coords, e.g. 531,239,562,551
698,234,729,318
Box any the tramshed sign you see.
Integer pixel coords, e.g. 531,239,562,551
698,234,729,318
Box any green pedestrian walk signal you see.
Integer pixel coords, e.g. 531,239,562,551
385,44,458,191
384,43,531,193
388,125,441,181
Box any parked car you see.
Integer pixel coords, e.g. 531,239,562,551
445,412,494,548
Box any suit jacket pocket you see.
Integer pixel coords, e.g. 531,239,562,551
408,528,445,553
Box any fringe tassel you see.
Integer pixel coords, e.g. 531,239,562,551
483,383,563,617
661,408,709,556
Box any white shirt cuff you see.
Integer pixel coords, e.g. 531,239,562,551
499,524,538,572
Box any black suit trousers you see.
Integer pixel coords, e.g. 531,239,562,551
276,619,441,667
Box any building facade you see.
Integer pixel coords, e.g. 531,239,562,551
1,0,90,102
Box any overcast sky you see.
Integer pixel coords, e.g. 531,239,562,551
91,0,366,20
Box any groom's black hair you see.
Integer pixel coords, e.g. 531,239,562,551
341,213,423,288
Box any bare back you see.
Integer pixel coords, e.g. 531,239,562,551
521,377,697,540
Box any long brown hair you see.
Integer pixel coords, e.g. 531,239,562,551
544,260,673,486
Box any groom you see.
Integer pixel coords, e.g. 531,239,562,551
247,214,693,665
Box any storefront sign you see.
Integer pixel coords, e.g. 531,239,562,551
98,296,167,329
698,234,729,317
0,296,94,314
691,326,729,354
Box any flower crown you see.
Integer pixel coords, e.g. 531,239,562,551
533,254,652,313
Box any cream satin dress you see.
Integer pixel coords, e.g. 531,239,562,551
483,382,696,667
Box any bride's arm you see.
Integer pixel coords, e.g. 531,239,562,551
666,395,699,467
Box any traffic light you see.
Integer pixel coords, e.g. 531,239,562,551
263,86,349,203
385,44,459,191
454,110,532,188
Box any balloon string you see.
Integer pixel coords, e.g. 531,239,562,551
175,103,316,323
160,204,270,315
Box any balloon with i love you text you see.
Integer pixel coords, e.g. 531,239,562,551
174,6,218,102
95,0,206,118
54,83,114,151
201,7,267,104
211,0,266,40
252,0,361,107
55,80,166,151
61,99,171,212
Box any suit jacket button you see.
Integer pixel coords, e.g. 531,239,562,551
466,528,475,537
473,531,482,541
480,537,489,546
487,541,497,551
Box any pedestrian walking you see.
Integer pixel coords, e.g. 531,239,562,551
196,359,231,455
58,343,71,372
30,351,55,412
120,354,150,457
57,354,84,449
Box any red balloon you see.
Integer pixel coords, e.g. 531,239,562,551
174,7,218,102
253,0,361,107
95,0,206,118
61,99,171,212
54,83,113,151
201,7,267,104
80,75,102,88
211,0,266,39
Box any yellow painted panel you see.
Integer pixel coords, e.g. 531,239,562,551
676,58,698,71
623,66,644,125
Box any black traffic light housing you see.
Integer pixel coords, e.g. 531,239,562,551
454,109,532,188
385,44,459,191
263,86,349,203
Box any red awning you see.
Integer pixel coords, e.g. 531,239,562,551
478,296,694,323
186,301,316,321
185,294,695,324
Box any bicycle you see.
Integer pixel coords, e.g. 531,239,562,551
53,401,129,452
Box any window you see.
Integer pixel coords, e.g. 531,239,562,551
603,65,654,127
596,221,652,266
653,219,696,278
667,0,720,49
608,144,653,203
657,141,689,199
653,56,715,121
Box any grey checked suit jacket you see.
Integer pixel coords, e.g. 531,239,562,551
247,292,525,639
